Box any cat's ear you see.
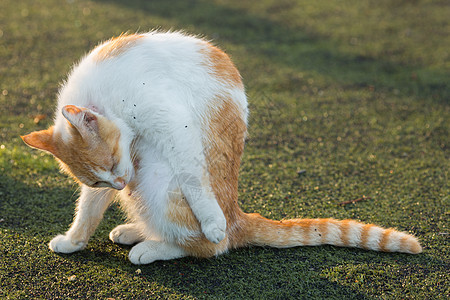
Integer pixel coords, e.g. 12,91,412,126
62,105,98,135
21,126,59,156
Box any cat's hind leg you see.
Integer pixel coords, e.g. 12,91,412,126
49,186,116,253
173,172,226,244
149,106,227,244
109,223,144,245
128,240,187,264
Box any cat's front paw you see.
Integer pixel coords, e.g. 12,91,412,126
201,214,227,244
49,234,86,253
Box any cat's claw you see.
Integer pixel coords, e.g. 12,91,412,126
201,215,227,244
49,234,86,253
109,224,143,245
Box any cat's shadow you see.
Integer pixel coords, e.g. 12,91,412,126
60,237,439,299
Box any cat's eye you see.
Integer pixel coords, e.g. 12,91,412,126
92,181,110,188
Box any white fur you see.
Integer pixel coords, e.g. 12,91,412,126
50,186,115,252
129,240,187,265
109,223,144,245
365,226,384,251
49,31,248,263
345,221,363,247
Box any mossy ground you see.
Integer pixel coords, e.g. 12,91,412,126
0,0,448,299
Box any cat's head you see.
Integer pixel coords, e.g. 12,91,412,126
21,105,134,190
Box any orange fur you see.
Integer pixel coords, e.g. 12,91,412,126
21,127,57,155
166,189,230,257
166,94,249,257
202,43,244,88
339,219,352,246
94,33,143,62
167,190,200,232
360,224,374,249
21,111,122,186
180,235,229,258
379,228,394,252
165,88,423,256
242,216,421,254
203,95,248,250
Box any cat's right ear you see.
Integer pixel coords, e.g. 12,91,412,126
62,105,98,136
21,126,59,156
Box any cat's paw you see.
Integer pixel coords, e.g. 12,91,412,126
49,234,86,253
128,240,186,265
201,214,227,244
109,224,143,245
129,241,159,265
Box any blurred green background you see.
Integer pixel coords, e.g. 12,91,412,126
0,0,448,298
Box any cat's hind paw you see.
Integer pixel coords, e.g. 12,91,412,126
49,234,86,253
201,215,226,244
109,224,143,245
129,240,186,265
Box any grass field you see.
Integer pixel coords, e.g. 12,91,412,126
0,0,449,298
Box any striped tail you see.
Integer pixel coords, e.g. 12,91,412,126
245,213,422,254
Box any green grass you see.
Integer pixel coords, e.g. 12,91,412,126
1,0,449,298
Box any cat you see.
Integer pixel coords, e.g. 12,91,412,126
22,31,422,264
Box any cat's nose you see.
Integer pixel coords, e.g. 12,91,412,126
113,178,126,190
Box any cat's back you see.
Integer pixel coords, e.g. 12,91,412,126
90,31,242,87
67,32,212,88
92,31,206,72
56,31,247,129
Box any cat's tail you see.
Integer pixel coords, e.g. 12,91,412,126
243,213,422,254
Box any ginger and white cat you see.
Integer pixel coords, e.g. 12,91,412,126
22,31,421,264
